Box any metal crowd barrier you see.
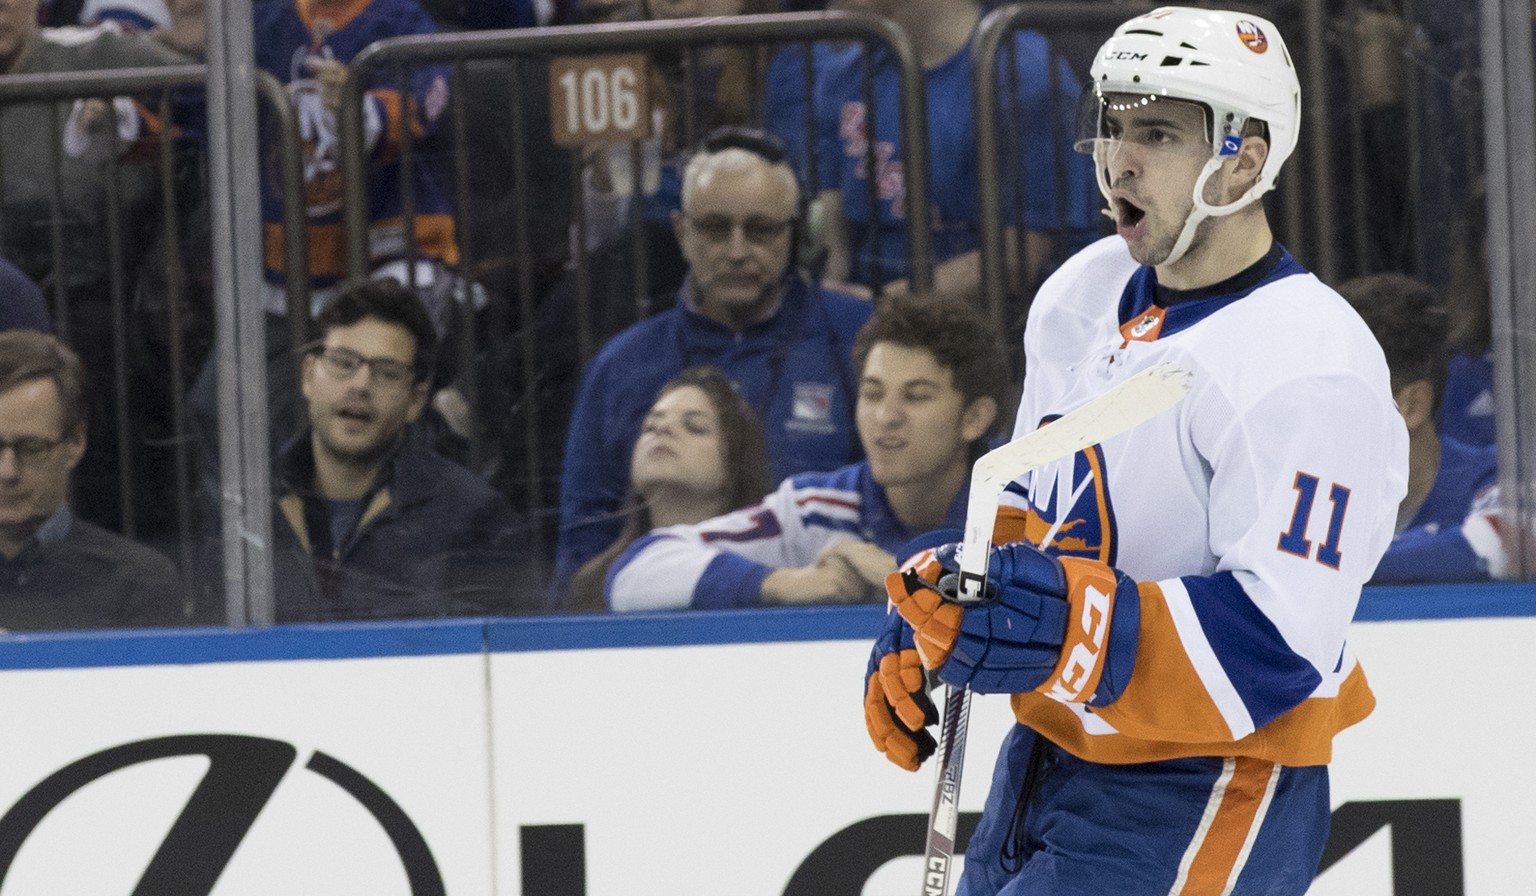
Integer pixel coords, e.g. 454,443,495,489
332,11,936,565
972,1,1150,335
0,65,307,618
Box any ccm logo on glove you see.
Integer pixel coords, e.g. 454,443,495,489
1039,557,1118,703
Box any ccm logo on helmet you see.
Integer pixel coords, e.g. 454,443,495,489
1104,51,1147,61
1236,21,1269,53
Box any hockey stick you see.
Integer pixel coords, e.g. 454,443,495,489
919,361,1194,896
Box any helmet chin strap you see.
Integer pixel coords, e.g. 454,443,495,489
1161,153,1266,268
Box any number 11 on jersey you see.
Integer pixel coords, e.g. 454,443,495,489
1278,471,1352,569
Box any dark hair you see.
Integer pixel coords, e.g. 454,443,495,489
1336,272,1449,410
0,329,87,437
851,294,1011,445
701,125,791,164
564,366,772,612
314,278,439,382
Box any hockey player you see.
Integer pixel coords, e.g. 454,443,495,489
606,295,1008,611
862,8,1409,895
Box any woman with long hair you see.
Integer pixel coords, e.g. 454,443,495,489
564,366,771,611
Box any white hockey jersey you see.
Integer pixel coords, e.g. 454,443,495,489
608,461,966,611
997,237,1409,767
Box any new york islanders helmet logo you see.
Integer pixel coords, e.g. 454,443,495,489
1235,21,1269,53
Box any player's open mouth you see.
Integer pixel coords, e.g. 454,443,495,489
1114,196,1145,228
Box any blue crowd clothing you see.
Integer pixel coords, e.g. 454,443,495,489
551,275,872,606
0,257,50,333
1438,349,1495,448
813,30,1098,288
1372,435,1501,583
254,0,458,290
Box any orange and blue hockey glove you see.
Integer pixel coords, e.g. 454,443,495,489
862,530,962,771
863,605,939,771
886,539,1141,705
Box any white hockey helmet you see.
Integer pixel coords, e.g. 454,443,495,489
1082,7,1301,263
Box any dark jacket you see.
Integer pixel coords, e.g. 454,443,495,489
272,430,536,622
0,511,183,631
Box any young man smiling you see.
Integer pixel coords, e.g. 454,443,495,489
606,295,1007,611
863,9,1408,895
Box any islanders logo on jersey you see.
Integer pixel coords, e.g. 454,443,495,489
1002,418,1119,565
1235,21,1269,54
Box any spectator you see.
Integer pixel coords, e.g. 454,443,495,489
608,293,1007,611
0,258,51,334
813,0,1097,303
0,0,187,536
0,0,185,297
0,330,182,631
1337,272,1506,582
225,0,460,454
569,0,779,292
270,279,534,621
552,126,872,600
564,365,772,611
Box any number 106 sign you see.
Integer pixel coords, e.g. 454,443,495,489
550,53,652,147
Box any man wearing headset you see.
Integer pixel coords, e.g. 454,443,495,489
862,9,1408,894
551,127,872,609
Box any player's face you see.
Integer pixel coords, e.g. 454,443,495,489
0,379,84,545
1096,97,1216,265
630,384,728,501
676,159,797,326
857,343,978,492
301,317,427,468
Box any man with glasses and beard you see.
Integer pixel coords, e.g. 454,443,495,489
272,279,532,621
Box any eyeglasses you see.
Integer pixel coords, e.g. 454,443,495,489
309,345,416,388
0,436,64,468
684,214,794,245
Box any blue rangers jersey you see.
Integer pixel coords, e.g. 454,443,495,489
1373,435,1503,583
813,31,1098,288
992,237,1408,767
607,461,964,611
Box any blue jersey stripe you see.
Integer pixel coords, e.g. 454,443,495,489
1182,571,1322,729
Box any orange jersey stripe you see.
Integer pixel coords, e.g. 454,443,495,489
1010,581,1375,766
1092,580,1235,743
1170,757,1279,896
994,503,1032,546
